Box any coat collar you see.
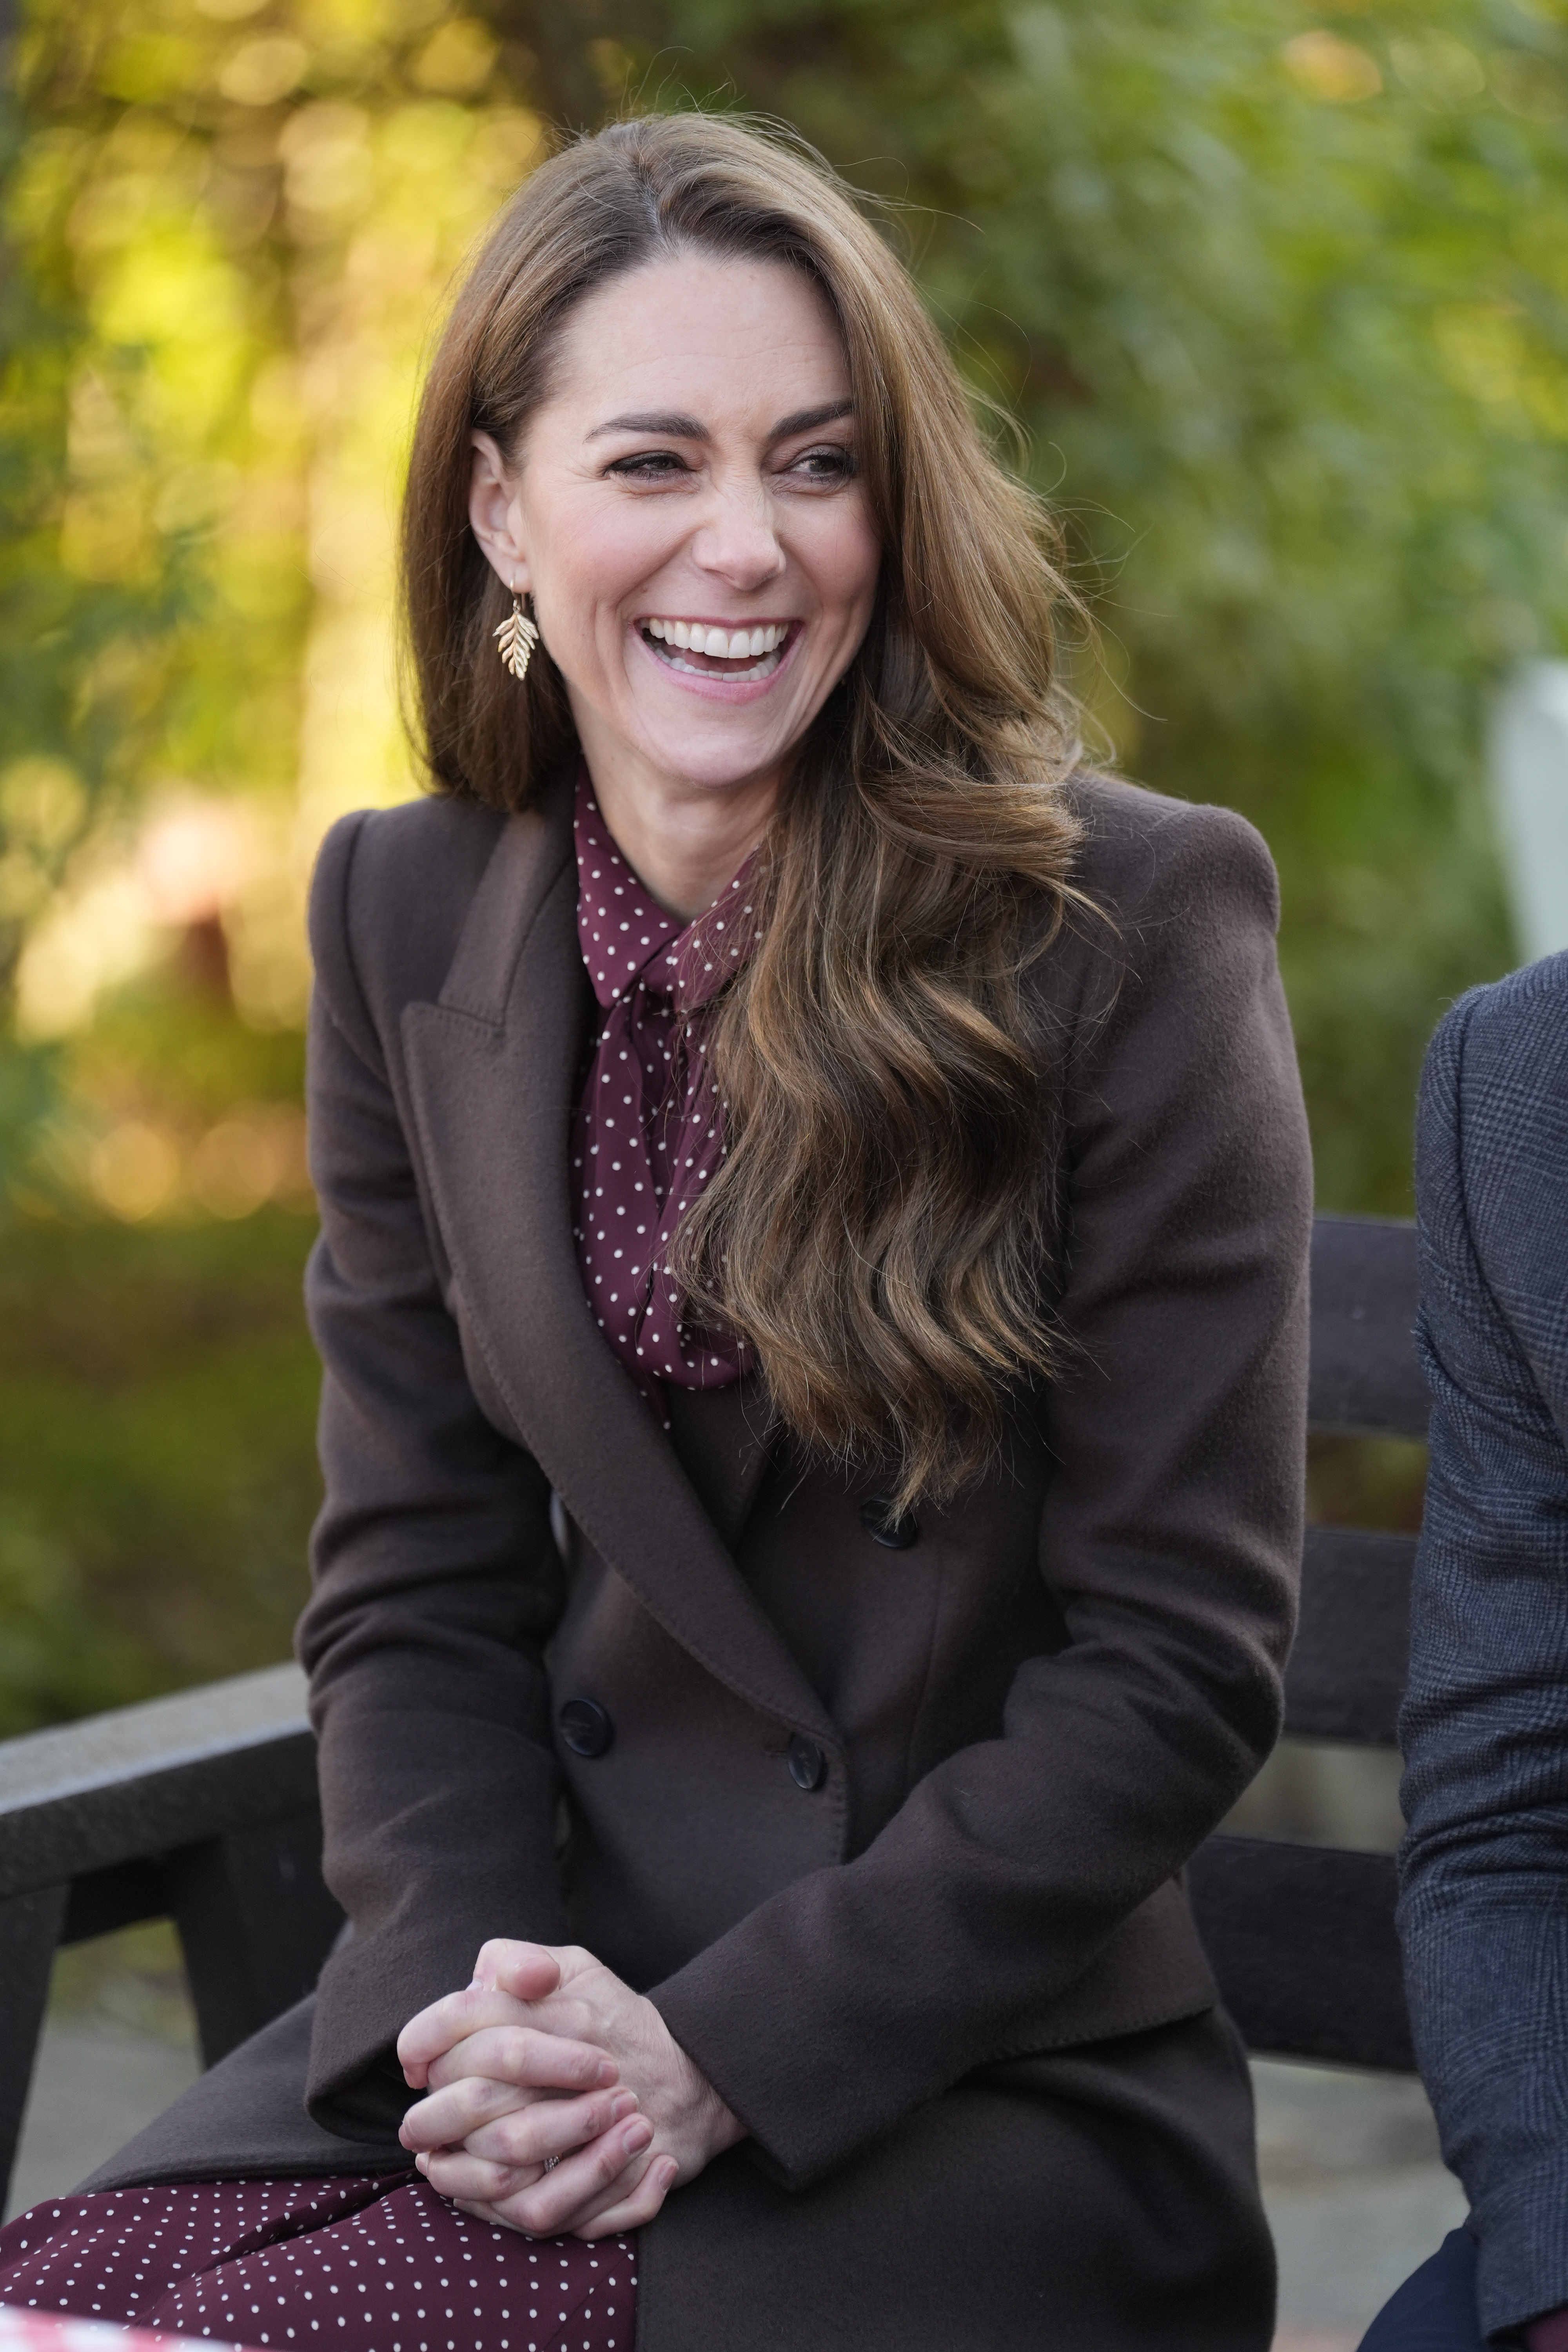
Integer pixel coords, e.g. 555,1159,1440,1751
400,775,835,1748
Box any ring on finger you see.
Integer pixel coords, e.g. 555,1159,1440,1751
541,2155,560,2172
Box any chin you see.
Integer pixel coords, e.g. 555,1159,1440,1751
640,730,793,792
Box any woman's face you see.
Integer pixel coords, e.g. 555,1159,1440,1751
469,251,881,804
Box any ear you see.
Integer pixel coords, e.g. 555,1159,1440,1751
468,430,532,593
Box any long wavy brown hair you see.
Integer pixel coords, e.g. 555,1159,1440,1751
401,112,1089,1510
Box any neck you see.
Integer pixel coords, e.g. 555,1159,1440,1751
579,741,780,922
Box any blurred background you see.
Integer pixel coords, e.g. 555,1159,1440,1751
6,0,1566,1736
2,1,1567,2337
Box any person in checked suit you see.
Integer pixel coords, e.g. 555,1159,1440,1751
1363,953,1568,2352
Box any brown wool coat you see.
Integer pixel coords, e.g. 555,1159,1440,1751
88,769,1313,2352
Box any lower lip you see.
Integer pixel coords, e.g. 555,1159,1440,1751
632,624,799,704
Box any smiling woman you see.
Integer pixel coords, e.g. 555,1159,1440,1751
0,114,1313,2352
463,251,879,920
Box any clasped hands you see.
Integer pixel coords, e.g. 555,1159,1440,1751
396,1940,744,2240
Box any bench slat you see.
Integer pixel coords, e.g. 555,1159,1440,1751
1189,1833,1411,2071
1309,1214,1427,1441
1283,1526,1416,1748
0,1666,315,1903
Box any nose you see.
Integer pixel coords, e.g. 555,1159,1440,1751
689,474,787,593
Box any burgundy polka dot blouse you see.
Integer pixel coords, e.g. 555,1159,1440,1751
570,778,756,1414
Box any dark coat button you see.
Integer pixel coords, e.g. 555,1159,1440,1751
859,1495,918,1550
559,1698,613,1758
787,1734,826,1791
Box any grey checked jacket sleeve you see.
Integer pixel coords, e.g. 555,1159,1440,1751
1400,953,1568,2345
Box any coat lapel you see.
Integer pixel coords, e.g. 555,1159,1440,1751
401,782,835,1748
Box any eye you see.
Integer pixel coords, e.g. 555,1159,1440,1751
785,443,856,484
604,450,690,481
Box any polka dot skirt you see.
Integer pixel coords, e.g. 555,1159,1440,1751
571,774,757,1416
0,2177,635,2352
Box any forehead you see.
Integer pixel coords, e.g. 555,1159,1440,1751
543,251,850,423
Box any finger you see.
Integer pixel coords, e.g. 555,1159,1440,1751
451,2198,527,2238
397,1982,532,2078
399,2072,533,2153
472,1940,562,2001
403,2076,635,2164
422,2024,613,2097
399,1983,603,2080
464,2089,639,2171
403,2039,615,2148
485,2116,653,2239
418,2148,534,2205
572,2155,680,2241
417,2103,641,2212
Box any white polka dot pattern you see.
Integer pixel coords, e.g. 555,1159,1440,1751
0,2178,635,2352
570,776,756,1414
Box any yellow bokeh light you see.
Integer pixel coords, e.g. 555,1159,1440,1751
1282,31,1383,103
91,1119,181,1221
190,1111,299,1216
218,35,310,106
412,18,497,96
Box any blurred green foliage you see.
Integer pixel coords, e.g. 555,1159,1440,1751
0,0,1564,1724
0,1210,317,1734
5,0,1566,1201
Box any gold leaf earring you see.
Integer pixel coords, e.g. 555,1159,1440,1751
495,583,539,681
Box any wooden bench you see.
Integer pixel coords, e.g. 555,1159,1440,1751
0,1210,1424,2212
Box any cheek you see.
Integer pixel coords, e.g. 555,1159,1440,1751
805,503,881,627
535,500,680,637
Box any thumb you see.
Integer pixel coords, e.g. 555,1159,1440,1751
474,1939,562,2002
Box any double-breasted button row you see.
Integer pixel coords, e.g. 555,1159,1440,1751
859,1495,919,1550
560,1699,828,1795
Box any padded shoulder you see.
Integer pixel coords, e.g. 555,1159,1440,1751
1420,949,1568,1282
1432,950,1568,1088
308,793,506,1064
1063,770,1279,935
1038,771,1282,1045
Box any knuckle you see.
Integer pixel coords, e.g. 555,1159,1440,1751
492,2118,537,2165
497,2029,534,2079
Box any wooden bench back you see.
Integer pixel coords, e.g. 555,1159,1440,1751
1190,1211,1423,2071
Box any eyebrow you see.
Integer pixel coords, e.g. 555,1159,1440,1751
585,398,855,443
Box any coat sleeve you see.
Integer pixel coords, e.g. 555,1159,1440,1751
1398,966,1568,2345
298,810,569,2141
649,794,1312,2189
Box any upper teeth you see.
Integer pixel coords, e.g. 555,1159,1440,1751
645,620,787,657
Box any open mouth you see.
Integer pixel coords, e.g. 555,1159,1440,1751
637,616,797,684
